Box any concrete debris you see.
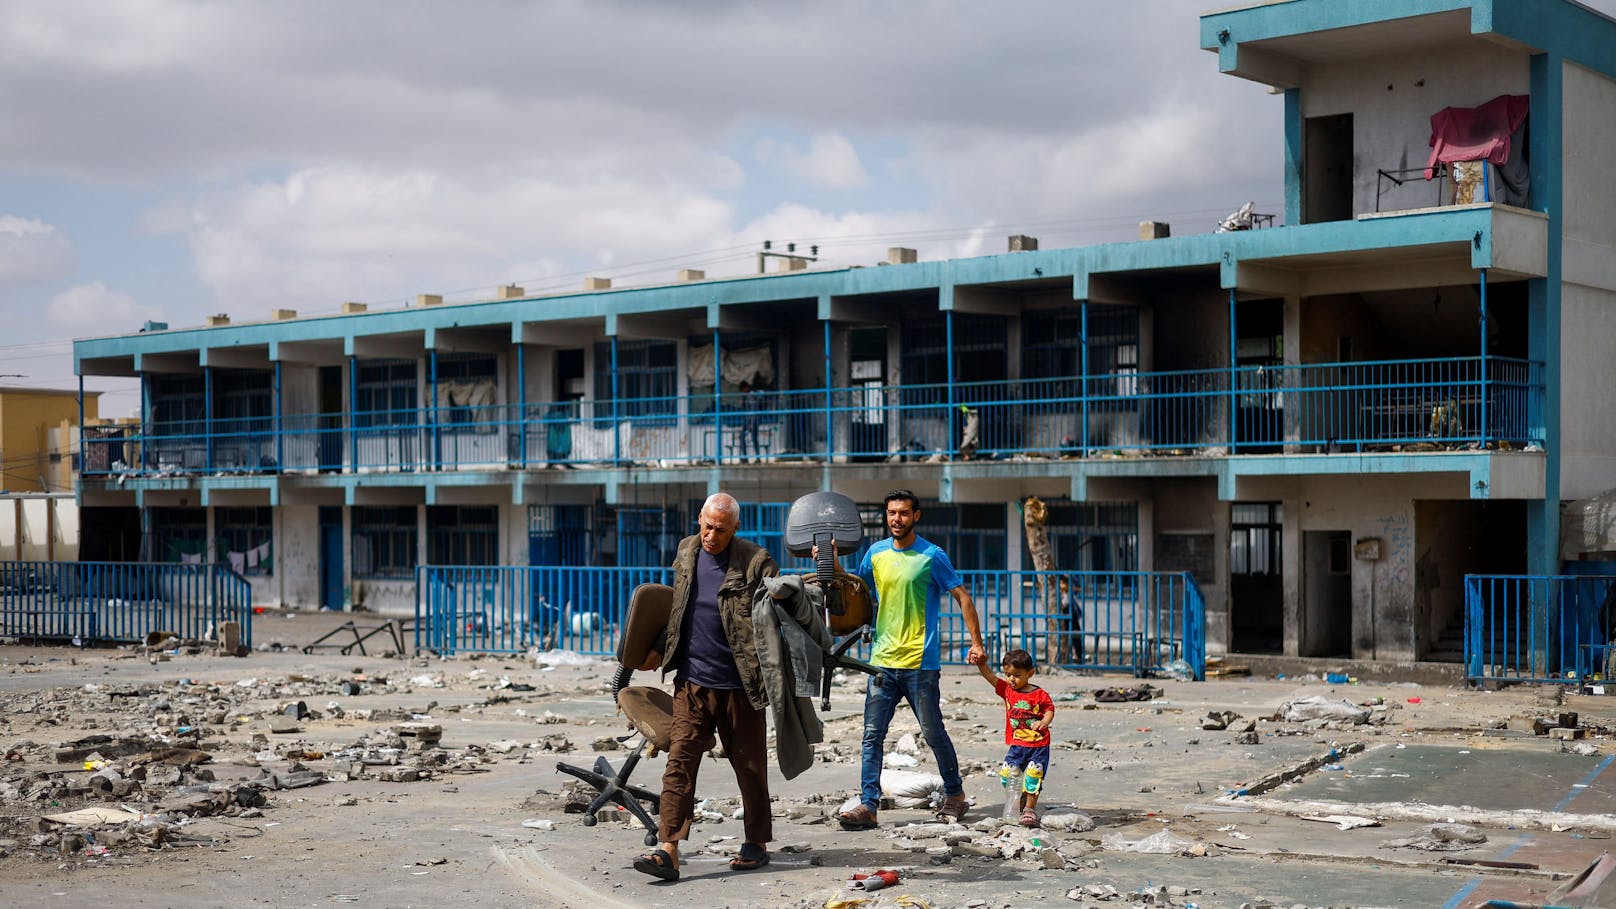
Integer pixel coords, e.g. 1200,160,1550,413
1382,822,1488,851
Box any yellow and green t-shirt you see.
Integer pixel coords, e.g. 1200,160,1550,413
857,535,962,670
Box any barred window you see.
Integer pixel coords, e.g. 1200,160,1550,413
352,506,416,579
217,507,272,576
427,506,499,566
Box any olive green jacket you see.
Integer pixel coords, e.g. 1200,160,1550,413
657,534,777,712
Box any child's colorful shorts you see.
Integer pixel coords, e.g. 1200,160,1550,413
1001,744,1051,794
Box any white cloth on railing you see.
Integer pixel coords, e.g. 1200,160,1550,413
228,552,246,573
180,552,203,565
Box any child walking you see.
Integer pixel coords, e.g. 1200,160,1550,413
977,648,1055,827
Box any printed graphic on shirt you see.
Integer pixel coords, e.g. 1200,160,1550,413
858,536,961,670
993,678,1054,748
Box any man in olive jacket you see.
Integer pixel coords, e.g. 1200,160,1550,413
633,492,777,882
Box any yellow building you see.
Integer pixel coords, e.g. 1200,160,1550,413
0,386,99,493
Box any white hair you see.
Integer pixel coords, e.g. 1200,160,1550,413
702,492,739,521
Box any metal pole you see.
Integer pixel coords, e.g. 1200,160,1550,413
516,343,526,469
611,336,620,465
1080,300,1089,455
348,356,357,473
273,361,283,474
823,319,832,461
946,310,956,456
204,366,214,471
429,349,439,470
713,327,723,466
1228,289,1239,453
1479,268,1489,447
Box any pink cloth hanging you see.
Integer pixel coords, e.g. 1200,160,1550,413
1425,94,1530,179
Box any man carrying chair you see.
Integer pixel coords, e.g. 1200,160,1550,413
630,492,778,882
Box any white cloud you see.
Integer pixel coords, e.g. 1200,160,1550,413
182,163,744,314
756,132,869,190
0,215,75,285
46,281,158,332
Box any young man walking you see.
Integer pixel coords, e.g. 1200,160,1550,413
838,489,986,829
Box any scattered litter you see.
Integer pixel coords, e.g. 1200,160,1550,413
1279,695,1370,725
847,868,900,891
1100,829,1197,854
521,819,554,831
881,769,945,808
1094,684,1161,703
1300,814,1381,830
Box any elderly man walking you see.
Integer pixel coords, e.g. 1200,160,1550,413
633,492,778,882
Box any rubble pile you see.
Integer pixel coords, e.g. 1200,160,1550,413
0,661,590,865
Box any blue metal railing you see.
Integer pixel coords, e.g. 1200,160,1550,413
0,561,253,647
1464,573,1616,685
86,356,1544,479
416,564,1205,677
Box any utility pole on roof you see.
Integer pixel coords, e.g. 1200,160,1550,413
756,240,819,274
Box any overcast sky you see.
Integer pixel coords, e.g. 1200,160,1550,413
3,0,1606,416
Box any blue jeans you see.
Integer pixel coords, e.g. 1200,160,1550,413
859,668,963,811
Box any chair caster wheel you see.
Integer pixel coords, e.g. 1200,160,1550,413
582,815,597,827
644,831,657,847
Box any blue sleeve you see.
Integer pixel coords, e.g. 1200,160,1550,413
929,544,962,593
857,548,876,601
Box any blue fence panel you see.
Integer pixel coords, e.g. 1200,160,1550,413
0,561,252,647
958,569,1204,678
416,565,674,655
1464,573,1616,685
415,563,1204,678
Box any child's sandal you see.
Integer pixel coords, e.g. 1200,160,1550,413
1019,808,1040,828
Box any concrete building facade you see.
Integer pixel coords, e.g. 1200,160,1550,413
71,0,1616,665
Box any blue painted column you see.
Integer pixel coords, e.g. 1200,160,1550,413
140,372,150,475
1227,289,1239,453
429,349,439,471
713,327,723,466
946,309,956,456
611,336,621,465
1283,89,1301,226
515,343,526,469
1478,268,1489,447
822,319,833,461
273,361,283,474
1525,51,1562,579
76,375,84,482
1080,300,1090,454
204,366,214,471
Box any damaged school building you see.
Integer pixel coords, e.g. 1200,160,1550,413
68,0,1616,669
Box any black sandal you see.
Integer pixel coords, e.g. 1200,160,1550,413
729,842,770,871
633,848,680,881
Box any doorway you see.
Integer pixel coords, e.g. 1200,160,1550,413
319,506,343,610
1235,298,1284,451
849,327,886,461
1304,113,1353,223
318,366,343,472
1230,502,1283,653
1302,531,1352,657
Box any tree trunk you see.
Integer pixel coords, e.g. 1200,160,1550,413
1022,496,1062,665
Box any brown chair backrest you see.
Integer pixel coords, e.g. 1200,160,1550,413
617,583,673,669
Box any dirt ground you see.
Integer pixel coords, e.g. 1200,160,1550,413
2,609,1613,909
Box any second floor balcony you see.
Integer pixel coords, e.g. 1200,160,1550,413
83,355,1543,481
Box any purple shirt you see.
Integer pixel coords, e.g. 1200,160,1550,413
676,547,742,689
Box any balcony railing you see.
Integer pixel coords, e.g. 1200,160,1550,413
85,356,1543,478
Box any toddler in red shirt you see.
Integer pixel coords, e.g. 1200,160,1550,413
977,648,1055,827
